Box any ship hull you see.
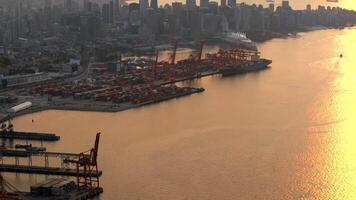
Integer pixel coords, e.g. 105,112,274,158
219,59,272,77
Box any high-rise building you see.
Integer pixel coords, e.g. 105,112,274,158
150,0,158,9
45,0,52,9
65,0,73,11
227,0,236,8
139,0,149,14
190,10,203,38
102,3,110,23
15,0,24,38
220,0,226,7
114,0,119,16
80,15,100,41
168,13,179,34
269,3,274,12
186,0,196,9
282,1,289,10
109,0,114,23
306,4,311,11
144,9,159,35
172,2,183,13
83,0,90,11
200,0,209,8
208,2,218,14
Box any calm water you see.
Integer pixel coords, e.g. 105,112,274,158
6,28,356,199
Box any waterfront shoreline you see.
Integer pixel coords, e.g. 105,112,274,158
249,25,356,43
3,25,347,122
0,87,205,121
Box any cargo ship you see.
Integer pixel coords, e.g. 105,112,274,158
219,59,272,77
214,48,272,77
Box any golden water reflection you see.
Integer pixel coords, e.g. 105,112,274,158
302,29,356,199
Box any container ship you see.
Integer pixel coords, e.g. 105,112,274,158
215,48,272,77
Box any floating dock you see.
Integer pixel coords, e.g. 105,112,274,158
0,164,102,177
0,131,60,141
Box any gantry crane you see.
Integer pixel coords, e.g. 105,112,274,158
64,132,101,189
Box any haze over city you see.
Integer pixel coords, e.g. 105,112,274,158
1,0,356,199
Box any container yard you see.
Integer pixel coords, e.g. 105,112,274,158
0,45,272,125
14,46,270,115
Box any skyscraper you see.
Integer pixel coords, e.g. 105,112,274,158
139,0,149,14
306,4,311,11
150,0,158,9
109,0,114,23
269,3,274,12
186,0,196,9
220,0,226,7
114,0,119,17
65,0,73,11
282,1,289,10
102,3,110,23
15,0,24,38
172,2,183,14
45,0,52,9
227,0,236,8
200,0,209,8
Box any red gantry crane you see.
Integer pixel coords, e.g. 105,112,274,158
64,132,102,191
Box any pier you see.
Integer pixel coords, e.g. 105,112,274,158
0,131,60,141
0,133,103,189
0,164,102,177
0,149,80,158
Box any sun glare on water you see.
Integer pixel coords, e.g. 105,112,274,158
317,29,356,199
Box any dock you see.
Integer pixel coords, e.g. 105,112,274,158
0,149,80,157
0,131,60,141
0,149,30,157
0,164,102,177
0,133,103,199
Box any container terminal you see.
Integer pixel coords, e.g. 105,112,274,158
0,45,271,200
0,133,103,200
0,44,271,119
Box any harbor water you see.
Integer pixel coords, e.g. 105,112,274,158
7,28,356,199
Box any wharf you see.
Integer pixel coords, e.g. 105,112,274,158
159,70,220,85
0,164,102,177
21,187,103,200
0,149,80,157
0,131,60,141
0,149,29,157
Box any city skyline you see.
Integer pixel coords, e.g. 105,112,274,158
130,0,354,10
